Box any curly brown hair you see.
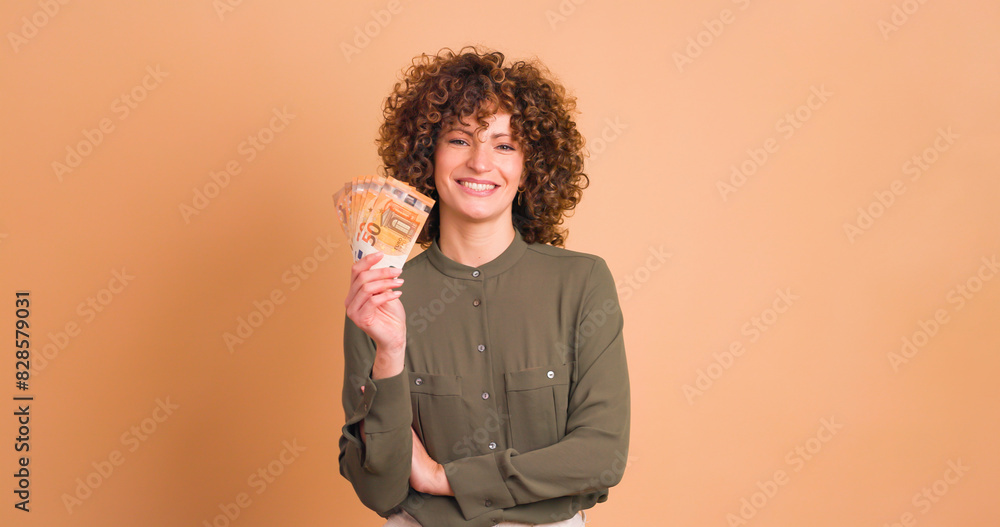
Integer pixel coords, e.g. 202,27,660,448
376,46,589,248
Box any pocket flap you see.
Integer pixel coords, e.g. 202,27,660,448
408,372,462,396
505,363,571,392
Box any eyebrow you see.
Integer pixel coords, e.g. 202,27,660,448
446,128,512,139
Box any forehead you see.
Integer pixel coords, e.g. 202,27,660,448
442,111,512,131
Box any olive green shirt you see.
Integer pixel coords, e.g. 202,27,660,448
339,231,630,526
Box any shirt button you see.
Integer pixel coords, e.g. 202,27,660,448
478,344,486,352
488,441,497,450
414,378,423,386
484,499,492,507
473,298,481,307
472,270,480,277
547,370,555,379
481,392,489,400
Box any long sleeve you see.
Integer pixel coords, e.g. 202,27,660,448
441,258,631,521
338,315,413,516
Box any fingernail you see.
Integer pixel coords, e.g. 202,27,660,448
394,278,404,283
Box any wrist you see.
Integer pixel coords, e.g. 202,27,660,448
372,342,405,380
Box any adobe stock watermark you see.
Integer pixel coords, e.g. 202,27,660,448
449,407,509,465
882,458,969,527
548,449,636,522
544,0,589,30
672,0,751,73
586,115,628,164
223,234,338,353
369,277,467,385
726,416,843,526
340,0,402,63
888,254,997,373
617,245,671,302
717,85,833,201
51,65,169,182
200,439,306,527
843,127,957,243
407,278,468,334
878,0,931,41
556,294,620,364
61,397,179,514
554,246,669,364
213,0,249,21
32,267,136,376
682,288,798,404
179,106,295,224
7,0,72,53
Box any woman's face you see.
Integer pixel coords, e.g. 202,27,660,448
432,111,525,229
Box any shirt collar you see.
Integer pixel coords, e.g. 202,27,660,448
426,229,528,280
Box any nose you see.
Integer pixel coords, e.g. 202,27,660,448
466,142,494,174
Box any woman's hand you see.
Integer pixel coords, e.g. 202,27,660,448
409,428,454,496
345,252,406,379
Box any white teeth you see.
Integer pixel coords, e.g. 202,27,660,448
460,181,497,192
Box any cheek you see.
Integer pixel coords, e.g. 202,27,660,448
431,153,447,185
433,149,461,176
504,159,526,185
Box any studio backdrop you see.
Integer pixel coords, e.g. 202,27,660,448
2,0,998,526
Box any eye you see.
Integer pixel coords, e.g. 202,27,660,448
448,138,469,146
497,144,516,151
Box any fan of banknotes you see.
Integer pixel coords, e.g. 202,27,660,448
332,176,435,269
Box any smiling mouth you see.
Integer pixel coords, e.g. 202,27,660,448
459,181,499,192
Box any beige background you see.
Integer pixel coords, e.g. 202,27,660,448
2,0,999,525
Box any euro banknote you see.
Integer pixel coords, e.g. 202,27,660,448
332,176,434,269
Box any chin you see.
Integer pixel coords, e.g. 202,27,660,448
454,207,506,223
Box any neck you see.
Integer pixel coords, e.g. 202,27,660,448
437,211,516,267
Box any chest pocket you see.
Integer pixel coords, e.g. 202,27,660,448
408,372,462,463
504,362,572,453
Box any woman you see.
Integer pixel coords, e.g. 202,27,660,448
339,47,629,527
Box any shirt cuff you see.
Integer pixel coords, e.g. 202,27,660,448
442,451,516,520
347,370,411,433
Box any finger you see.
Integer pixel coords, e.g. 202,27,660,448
346,271,402,312
359,276,404,297
362,290,404,323
347,255,380,301
347,253,382,299
410,428,425,458
350,290,403,328
346,277,403,317
358,266,404,287
346,263,403,307
346,286,403,326
366,289,403,312
349,252,385,282
409,429,419,484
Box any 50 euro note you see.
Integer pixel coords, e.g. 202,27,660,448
331,182,351,238
357,175,386,230
351,176,434,269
